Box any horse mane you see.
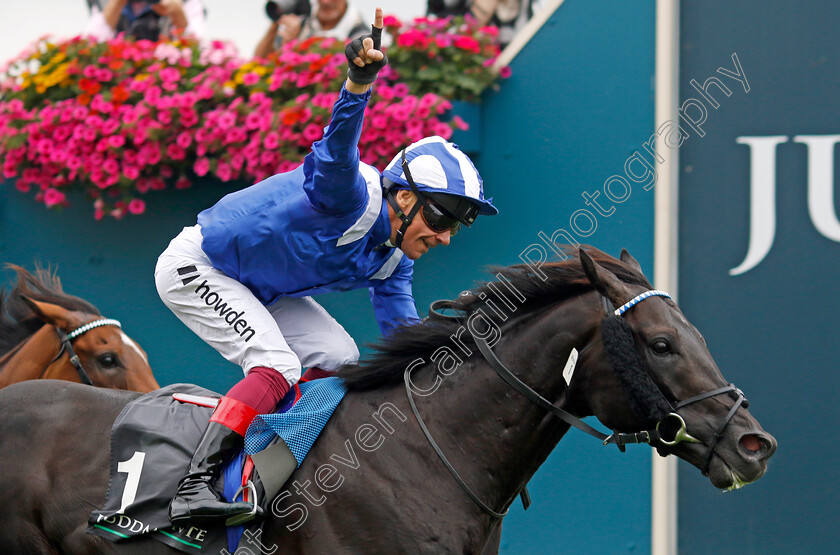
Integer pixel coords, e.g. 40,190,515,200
341,247,652,391
0,265,100,356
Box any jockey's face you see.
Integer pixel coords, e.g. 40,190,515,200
389,190,452,260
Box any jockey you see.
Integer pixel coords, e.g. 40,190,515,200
154,7,498,525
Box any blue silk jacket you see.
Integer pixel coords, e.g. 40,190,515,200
197,86,419,335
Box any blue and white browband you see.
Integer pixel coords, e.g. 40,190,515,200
614,290,671,317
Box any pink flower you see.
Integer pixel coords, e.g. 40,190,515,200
263,132,280,150
383,15,402,28
245,112,263,130
376,85,395,101
127,199,146,215
108,135,125,148
242,72,260,86
194,157,210,176
159,67,181,83
166,143,186,160
392,82,410,98
452,115,469,131
302,124,322,143
397,29,429,49
103,159,119,174
36,139,54,155
149,177,167,191
217,111,236,129
176,132,192,149
216,162,232,182
123,165,140,180
389,105,410,122
135,178,152,193
180,109,199,127
498,65,512,79
175,176,192,189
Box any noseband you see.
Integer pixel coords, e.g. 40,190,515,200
410,289,748,518
45,318,122,386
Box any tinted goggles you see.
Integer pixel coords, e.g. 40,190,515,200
419,199,462,234
401,151,477,235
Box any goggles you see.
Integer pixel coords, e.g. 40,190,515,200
400,151,479,235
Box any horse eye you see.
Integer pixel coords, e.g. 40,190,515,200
98,353,120,369
651,339,671,355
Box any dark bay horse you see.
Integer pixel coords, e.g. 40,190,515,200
0,265,159,392
0,249,776,553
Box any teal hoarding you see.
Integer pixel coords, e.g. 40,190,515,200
678,1,840,552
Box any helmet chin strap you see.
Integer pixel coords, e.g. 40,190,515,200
386,191,421,250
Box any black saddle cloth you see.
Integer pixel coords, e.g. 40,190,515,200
87,383,255,554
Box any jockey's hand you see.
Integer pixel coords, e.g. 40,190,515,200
345,8,387,85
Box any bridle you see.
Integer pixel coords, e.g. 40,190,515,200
42,318,122,386
407,289,748,518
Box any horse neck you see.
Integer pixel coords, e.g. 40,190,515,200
0,324,68,388
410,291,602,514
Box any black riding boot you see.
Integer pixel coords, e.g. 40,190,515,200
169,399,259,525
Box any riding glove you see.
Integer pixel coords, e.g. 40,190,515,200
345,25,388,85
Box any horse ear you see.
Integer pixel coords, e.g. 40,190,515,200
20,295,83,332
579,249,631,305
619,249,643,274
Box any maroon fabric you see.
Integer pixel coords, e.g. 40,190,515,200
300,366,334,382
224,366,291,414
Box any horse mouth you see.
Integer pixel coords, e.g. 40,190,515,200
707,448,770,491
718,461,755,491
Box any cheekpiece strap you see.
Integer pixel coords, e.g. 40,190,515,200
614,290,671,317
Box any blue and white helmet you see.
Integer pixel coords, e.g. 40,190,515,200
382,136,499,219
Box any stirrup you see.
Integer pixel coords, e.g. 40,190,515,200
225,481,259,526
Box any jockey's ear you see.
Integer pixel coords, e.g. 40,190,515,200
579,249,632,308
20,295,86,333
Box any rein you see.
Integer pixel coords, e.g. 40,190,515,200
43,318,122,386
408,289,748,518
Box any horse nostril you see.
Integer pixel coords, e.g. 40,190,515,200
740,434,763,453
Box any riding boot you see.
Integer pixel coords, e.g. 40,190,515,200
169,396,260,525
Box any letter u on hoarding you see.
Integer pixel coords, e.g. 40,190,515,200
731,135,840,275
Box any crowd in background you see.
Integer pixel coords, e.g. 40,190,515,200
81,0,544,56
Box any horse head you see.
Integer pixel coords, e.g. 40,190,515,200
577,248,776,490
19,296,160,392
16,296,160,392
0,265,159,392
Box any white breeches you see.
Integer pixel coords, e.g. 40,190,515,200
154,226,360,386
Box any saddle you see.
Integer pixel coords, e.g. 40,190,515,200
87,379,345,554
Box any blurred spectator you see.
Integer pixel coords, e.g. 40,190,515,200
85,0,207,42
254,0,368,58
427,0,542,48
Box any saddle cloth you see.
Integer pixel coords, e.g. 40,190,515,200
87,379,346,553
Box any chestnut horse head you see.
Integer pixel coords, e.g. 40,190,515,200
0,265,159,392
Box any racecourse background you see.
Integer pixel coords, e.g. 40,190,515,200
0,0,426,67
